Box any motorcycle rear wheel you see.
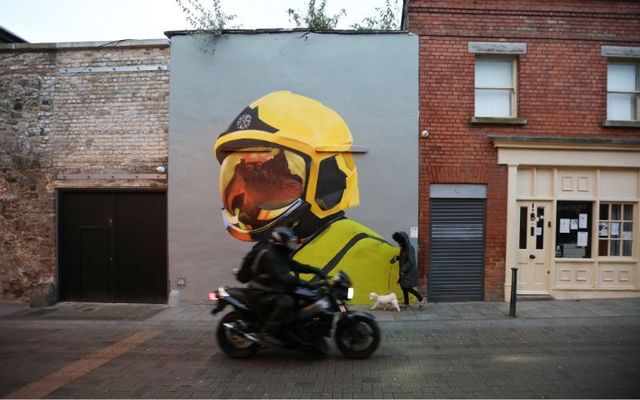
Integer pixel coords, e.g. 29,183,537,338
216,311,260,358
334,315,380,359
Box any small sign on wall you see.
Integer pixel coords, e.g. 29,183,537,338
176,277,186,289
410,226,418,238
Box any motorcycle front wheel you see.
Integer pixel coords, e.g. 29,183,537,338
216,311,260,358
334,314,380,359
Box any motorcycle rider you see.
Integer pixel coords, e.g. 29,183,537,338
237,226,326,347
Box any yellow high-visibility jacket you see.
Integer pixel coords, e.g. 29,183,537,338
293,218,402,304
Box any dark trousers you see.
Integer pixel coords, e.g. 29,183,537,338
402,287,423,305
251,291,295,334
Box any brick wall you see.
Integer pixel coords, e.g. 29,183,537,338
409,0,640,300
0,41,169,301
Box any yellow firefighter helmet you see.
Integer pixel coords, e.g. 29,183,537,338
214,91,360,241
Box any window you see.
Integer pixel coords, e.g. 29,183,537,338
607,62,639,121
519,206,527,249
599,203,634,257
555,201,592,259
475,58,516,118
519,204,545,250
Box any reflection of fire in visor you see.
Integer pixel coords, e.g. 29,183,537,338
220,147,307,233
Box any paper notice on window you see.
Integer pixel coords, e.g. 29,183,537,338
560,219,571,233
410,226,418,239
579,214,588,229
599,222,608,237
577,231,588,247
570,220,578,230
611,223,620,237
622,231,632,240
536,227,543,236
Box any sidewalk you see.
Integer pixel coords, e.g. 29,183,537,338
149,297,640,323
2,297,639,323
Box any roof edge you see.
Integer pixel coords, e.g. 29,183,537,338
0,26,28,43
0,39,169,52
165,29,411,38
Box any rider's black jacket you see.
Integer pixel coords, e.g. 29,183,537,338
237,243,324,293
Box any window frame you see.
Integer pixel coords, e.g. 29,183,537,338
555,201,593,259
598,202,635,258
606,60,640,123
474,55,518,119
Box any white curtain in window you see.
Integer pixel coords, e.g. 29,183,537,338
607,63,638,121
608,63,636,91
475,59,513,117
475,89,511,117
475,60,513,88
607,93,636,120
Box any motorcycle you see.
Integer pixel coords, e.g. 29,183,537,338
209,271,380,359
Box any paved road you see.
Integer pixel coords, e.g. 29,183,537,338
0,300,639,398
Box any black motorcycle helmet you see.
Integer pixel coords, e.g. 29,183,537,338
271,226,299,251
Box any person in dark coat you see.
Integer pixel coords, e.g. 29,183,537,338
392,231,425,308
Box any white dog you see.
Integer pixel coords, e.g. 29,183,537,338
369,292,400,312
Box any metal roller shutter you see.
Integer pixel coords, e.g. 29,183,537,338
428,198,485,302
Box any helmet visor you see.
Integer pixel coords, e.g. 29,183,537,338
220,146,307,231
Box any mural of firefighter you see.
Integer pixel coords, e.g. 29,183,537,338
214,90,401,304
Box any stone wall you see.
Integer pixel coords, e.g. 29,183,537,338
0,40,170,301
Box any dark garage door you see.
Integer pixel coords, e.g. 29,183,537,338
428,198,485,302
59,191,167,303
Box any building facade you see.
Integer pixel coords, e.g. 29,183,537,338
409,0,640,301
0,40,169,304
3,2,640,305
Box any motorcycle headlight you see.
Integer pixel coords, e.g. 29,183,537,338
347,287,354,300
218,287,228,298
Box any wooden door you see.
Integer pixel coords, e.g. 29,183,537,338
516,201,551,294
59,191,167,303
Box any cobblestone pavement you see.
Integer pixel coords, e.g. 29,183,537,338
0,298,639,398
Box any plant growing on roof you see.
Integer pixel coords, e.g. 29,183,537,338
175,0,237,33
352,0,400,30
287,0,346,31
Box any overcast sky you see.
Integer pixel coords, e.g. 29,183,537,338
0,0,400,43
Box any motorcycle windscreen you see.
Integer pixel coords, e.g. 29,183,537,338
220,146,307,231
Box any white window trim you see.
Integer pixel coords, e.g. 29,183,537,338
474,56,518,118
469,42,527,124
602,46,640,127
598,202,635,258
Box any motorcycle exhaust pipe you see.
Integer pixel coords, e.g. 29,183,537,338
222,322,260,343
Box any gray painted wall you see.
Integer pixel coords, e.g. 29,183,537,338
168,32,418,304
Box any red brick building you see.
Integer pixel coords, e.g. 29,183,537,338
408,0,640,301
